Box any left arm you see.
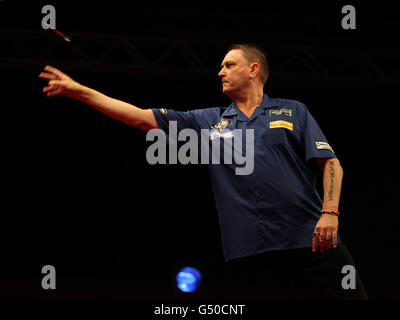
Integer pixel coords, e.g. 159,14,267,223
312,158,343,252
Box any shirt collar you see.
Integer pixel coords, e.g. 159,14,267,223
221,93,276,118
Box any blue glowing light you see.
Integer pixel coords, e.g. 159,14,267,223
176,267,202,293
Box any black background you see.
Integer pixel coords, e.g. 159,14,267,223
0,0,399,305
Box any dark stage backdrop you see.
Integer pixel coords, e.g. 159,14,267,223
0,1,399,303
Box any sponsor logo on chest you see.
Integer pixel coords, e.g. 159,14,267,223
269,120,293,131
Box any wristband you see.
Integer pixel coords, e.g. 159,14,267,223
321,209,340,216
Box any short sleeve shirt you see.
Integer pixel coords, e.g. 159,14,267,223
151,94,340,261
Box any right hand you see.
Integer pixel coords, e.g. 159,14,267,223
39,65,83,99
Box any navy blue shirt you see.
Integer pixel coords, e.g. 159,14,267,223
151,94,340,261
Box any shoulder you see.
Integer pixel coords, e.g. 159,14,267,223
192,106,227,116
190,106,228,120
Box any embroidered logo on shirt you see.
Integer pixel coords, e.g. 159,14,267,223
315,141,335,154
160,108,168,114
269,120,293,131
211,118,232,132
269,108,292,117
209,129,234,140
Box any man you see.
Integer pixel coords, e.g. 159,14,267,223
39,43,367,299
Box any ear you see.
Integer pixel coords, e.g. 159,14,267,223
249,62,260,79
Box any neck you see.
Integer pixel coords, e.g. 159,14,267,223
232,89,264,113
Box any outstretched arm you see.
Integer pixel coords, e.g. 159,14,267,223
39,65,157,131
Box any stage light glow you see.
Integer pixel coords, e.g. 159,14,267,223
176,267,202,293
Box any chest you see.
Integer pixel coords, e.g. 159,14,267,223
224,111,300,148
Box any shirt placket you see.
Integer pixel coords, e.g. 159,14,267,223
238,113,264,220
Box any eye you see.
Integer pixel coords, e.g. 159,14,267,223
220,62,233,71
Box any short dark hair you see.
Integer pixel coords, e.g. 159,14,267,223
228,43,270,85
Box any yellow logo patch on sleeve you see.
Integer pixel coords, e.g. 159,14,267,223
269,120,293,131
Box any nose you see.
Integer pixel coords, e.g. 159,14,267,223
218,67,225,78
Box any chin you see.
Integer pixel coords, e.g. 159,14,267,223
222,85,231,93
221,89,229,97
222,87,234,98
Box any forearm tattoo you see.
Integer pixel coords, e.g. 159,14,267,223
328,160,335,201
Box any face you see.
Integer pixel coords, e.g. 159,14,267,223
218,49,252,97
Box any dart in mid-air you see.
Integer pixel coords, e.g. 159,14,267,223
44,23,71,42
